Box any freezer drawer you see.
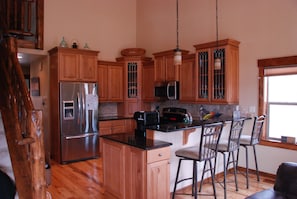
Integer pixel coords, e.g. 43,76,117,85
61,133,99,163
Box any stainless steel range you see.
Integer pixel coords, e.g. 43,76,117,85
161,107,192,123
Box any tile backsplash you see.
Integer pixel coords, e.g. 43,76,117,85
150,101,236,119
99,101,238,119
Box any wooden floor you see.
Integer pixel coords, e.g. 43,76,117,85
46,158,275,199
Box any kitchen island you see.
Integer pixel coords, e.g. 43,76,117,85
145,116,243,192
101,116,249,197
101,133,172,199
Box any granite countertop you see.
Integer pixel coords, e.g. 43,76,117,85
146,116,248,132
98,116,133,121
101,133,172,150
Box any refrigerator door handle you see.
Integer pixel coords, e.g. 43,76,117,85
65,133,98,140
77,92,81,124
82,87,89,133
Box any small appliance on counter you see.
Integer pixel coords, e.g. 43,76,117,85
161,107,192,123
133,111,160,137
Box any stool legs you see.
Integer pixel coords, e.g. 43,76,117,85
253,145,260,182
172,159,217,199
172,159,199,199
172,159,182,199
237,145,260,189
200,151,239,199
198,160,217,199
223,153,227,199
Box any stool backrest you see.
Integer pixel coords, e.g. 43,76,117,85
199,122,224,161
250,115,266,145
227,118,245,152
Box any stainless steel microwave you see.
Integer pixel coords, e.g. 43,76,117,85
154,81,179,100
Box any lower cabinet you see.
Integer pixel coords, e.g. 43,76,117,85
99,119,135,154
102,139,170,199
146,147,171,199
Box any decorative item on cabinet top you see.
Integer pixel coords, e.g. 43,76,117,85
121,48,146,57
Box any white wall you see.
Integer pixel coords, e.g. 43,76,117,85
44,0,137,61
136,0,297,174
40,0,297,174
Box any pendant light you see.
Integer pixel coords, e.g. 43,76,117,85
174,0,182,66
214,0,221,70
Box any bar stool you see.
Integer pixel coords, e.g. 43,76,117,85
172,122,224,199
200,118,245,199
236,115,266,189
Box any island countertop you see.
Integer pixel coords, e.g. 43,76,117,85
101,133,172,150
146,115,243,132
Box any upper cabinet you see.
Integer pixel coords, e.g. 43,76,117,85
49,47,99,82
116,48,152,117
179,54,196,102
98,60,124,102
194,39,240,104
142,60,155,102
153,49,189,83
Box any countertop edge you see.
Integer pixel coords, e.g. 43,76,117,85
101,133,172,150
98,116,133,121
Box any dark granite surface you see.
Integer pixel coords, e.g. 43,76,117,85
98,116,133,121
100,116,250,150
146,116,250,132
101,133,172,150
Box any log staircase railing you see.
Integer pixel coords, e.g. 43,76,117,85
4,0,44,49
0,35,47,198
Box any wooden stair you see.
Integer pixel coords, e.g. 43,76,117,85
0,35,47,198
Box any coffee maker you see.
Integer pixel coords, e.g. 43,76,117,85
133,111,160,137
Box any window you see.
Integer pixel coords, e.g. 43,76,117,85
265,75,297,141
258,56,297,148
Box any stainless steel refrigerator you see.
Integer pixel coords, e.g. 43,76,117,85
60,82,99,163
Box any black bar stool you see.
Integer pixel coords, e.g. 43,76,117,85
236,115,266,189
200,118,246,199
172,122,224,199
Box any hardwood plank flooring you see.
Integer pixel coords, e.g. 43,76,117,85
46,158,275,199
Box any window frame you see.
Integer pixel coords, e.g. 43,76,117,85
258,55,297,150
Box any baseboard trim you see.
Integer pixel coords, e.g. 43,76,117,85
171,166,276,193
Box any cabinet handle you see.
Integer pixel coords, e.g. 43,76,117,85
158,153,162,157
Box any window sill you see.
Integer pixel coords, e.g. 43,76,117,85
260,139,297,151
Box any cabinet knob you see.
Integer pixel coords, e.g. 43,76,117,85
158,153,162,157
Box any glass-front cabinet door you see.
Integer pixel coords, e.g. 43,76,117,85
197,49,210,102
197,46,232,103
212,47,226,102
127,62,138,98
195,39,239,104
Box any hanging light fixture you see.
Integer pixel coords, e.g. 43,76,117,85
214,0,221,70
174,0,182,66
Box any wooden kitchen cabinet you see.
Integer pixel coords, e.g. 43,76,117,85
116,48,152,117
102,139,125,199
142,60,155,102
153,49,189,83
179,53,196,102
49,47,99,82
48,47,99,163
194,39,240,104
102,138,170,199
146,147,170,199
99,119,135,153
98,60,123,102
